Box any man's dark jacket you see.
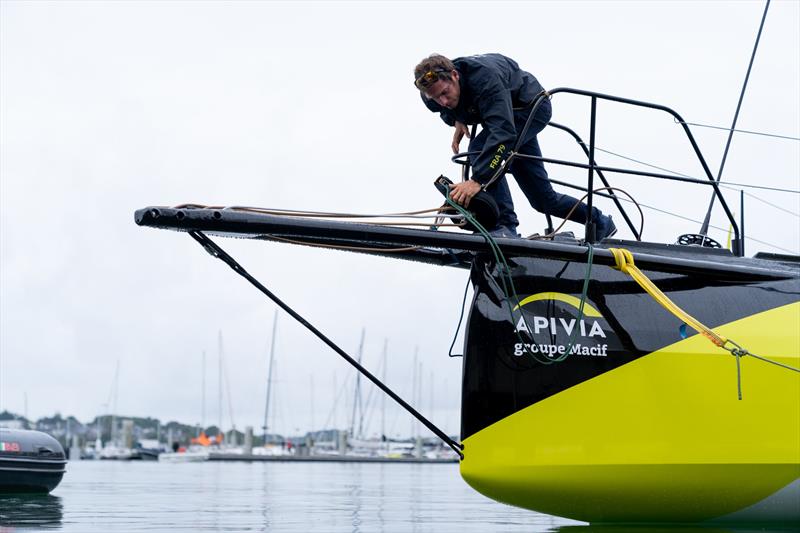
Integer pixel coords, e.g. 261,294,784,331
422,53,545,184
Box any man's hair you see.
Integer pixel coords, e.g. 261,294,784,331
413,54,456,90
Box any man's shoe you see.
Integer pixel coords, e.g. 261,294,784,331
488,226,521,239
596,215,617,241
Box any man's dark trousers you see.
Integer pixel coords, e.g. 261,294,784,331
469,98,604,233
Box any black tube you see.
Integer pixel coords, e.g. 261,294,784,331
586,97,597,243
740,189,746,257
134,208,791,281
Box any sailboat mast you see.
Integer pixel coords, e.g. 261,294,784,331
111,359,119,445
223,349,236,442
411,346,417,439
350,329,365,439
381,339,387,443
201,350,206,435
417,360,423,439
309,374,315,433
430,370,434,432
263,311,278,443
218,331,223,436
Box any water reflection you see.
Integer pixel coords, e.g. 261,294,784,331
0,494,63,529
551,524,799,533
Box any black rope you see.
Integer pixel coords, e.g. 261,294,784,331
187,230,464,458
447,276,472,358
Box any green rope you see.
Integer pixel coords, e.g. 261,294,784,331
443,193,595,365
558,243,594,362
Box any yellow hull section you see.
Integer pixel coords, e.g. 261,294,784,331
460,302,800,523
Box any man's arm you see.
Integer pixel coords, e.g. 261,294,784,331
450,84,516,208
470,81,517,186
451,121,471,154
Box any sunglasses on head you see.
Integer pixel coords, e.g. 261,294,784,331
414,69,449,89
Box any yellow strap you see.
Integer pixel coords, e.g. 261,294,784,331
608,248,728,347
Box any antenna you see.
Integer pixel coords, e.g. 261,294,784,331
697,0,770,249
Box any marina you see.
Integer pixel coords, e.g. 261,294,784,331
1,1,799,530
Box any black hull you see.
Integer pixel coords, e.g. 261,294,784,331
0,459,66,493
0,429,67,494
0,471,65,494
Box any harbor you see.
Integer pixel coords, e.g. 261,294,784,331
2,1,799,531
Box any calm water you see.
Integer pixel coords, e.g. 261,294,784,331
0,460,581,532
2,462,795,533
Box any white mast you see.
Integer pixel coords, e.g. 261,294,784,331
201,350,206,435
218,331,223,437
111,359,119,446
350,329,365,439
309,374,315,433
411,346,418,439
263,311,278,443
381,339,387,450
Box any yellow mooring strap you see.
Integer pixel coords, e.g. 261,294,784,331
608,247,799,401
608,247,727,347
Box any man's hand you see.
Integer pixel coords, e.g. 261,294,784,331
449,179,482,207
451,121,471,154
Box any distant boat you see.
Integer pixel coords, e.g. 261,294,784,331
0,428,67,493
158,447,210,463
132,439,164,461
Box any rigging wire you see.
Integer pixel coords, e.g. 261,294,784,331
673,119,800,142
571,145,800,251
732,189,800,219
589,145,800,195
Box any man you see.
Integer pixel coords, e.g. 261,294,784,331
414,53,616,240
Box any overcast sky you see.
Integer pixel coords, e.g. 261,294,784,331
1,1,798,439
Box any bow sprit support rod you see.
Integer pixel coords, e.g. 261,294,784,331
187,230,464,459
